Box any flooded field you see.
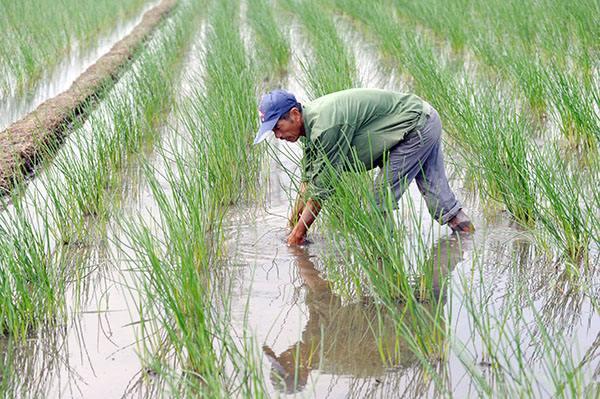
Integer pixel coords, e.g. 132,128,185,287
0,1,159,132
0,0,598,397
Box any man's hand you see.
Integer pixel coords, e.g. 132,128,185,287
287,197,321,246
287,230,305,245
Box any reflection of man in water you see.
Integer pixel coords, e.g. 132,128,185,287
263,238,464,394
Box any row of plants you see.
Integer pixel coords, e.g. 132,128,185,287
120,0,291,395
0,0,595,396
247,0,290,81
332,0,598,263
269,1,598,396
0,0,149,95
0,0,282,394
393,0,599,148
393,0,598,75
0,3,196,396
283,0,357,99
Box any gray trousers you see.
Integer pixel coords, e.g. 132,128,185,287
374,107,461,225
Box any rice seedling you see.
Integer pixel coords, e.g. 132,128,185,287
0,0,149,94
0,0,596,396
184,4,263,206
0,192,63,340
0,0,218,393
392,0,599,147
319,198,597,397
0,0,263,394
334,0,600,258
0,0,192,347
36,4,194,242
543,66,600,150
316,176,460,396
269,2,600,396
123,132,266,394
531,145,598,263
393,0,598,84
246,0,291,81
125,193,222,392
451,87,538,226
116,0,273,394
282,0,357,98
277,131,454,380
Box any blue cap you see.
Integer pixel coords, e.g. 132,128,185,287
254,90,299,144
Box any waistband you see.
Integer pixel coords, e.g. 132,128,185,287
422,100,433,117
413,100,433,131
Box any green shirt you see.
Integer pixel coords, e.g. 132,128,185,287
300,88,430,199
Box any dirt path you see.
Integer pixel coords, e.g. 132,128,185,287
0,0,177,194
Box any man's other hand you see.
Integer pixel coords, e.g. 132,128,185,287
287,230,305,245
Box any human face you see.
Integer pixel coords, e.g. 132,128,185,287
273,107,304,142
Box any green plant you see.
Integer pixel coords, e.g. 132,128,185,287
0,0,148,94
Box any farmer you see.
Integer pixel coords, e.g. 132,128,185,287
254,88,474,245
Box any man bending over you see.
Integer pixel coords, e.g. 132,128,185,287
254,88,474,245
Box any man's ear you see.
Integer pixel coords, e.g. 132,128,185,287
291,107,302,122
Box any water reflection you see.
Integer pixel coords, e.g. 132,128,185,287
493,237,597,340
263,237,464,394
0,325,75,397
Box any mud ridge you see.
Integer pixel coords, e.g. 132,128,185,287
0,0,177,194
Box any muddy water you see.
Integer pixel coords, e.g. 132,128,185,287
225,144,599,397
0,1,159,132
223,20,600,398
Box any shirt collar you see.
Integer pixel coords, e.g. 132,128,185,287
301,102,314,142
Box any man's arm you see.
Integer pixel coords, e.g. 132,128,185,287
287,197,321,245
288,182,308,228
287,125,349,244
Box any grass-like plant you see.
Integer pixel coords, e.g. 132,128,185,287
392,0,599,147
0,193,63,339
543,66,600,150
335,0,597,259
0,0,595,397
283,0,357,98
119,0,271,395
286,2,599,396
246,0,291,82
531,145,598,263
285,128,454,380
0,0,192,345
0,0,148,95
